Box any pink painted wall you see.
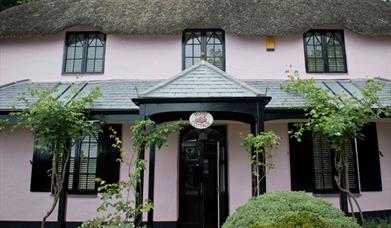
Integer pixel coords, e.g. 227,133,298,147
0,28,182,84
1,27,390,85
226,30,391,80
227,123,252,215
265,122,291,191
0,123,134,222
0,127,59,221
153,133,179,221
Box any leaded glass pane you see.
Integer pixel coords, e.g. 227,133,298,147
305,30,346,73
74,47,83,58
96,47,104,59
67,48,75,58
65,60,74,72
64,33,106,73
86,60,95,72
185,58,193,69
73,60,83,72
183,30,225,70
87,47,96,58
86,33,105,73
315,45,322,57
94,60,104,72
193,45,201,57
326,33,345,72
193,57,201,65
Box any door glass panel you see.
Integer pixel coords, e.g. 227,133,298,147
184,162,201,195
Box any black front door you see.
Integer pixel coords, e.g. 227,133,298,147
180,127,228,228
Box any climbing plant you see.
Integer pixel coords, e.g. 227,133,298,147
241,131,280,195
12,86,101,228
82,119,187,228
283,69,390,226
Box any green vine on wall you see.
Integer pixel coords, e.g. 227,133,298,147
241,131,280,195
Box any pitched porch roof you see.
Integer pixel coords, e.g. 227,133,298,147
139,61,264,98
0,78,390,112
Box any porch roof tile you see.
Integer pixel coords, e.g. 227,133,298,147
0,78,390,112
138,61,264,98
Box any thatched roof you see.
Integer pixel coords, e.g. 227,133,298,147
0,0,390,38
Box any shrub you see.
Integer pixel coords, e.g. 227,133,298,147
366,217,391,228
222,191,359,228
253,212,331,228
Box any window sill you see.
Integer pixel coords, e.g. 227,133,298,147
306,72,348,74
67,193,98,198
61,72,104,76
312,192,362,197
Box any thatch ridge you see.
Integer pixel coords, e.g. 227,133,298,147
0,0,390,38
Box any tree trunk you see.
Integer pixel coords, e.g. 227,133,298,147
57,145,71,228
40,144,71,228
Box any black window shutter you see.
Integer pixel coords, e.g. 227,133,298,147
357,123,382,191
30,146,52,192
96,124,122,185
289,124,315,191
345,140,359,193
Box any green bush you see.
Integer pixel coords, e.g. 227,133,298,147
253,212,331,228
366,217,391,228
222,191,359,228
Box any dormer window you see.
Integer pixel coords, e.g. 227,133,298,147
63,32,106,74
304,30,347,73
183,29,225,70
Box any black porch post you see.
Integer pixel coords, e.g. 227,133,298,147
147,124,156,227
255,102,266,195
250,122,258,196
135,105,146,226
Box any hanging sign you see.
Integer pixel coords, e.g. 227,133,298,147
189,112,213,129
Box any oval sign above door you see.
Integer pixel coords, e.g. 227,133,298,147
189,112,214,129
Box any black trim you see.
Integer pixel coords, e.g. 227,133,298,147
182,29,225,71
147,125,156,227
357,123,382,191
303,30,347,73
0,221,82,228
133,96,271,105
264,109,306,121
0,221,179,228
62,32,106,75
152,221,178,228
132,98,271,119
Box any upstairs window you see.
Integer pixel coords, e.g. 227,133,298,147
63,32,106,74
183,29,225,70
304,30,347,73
